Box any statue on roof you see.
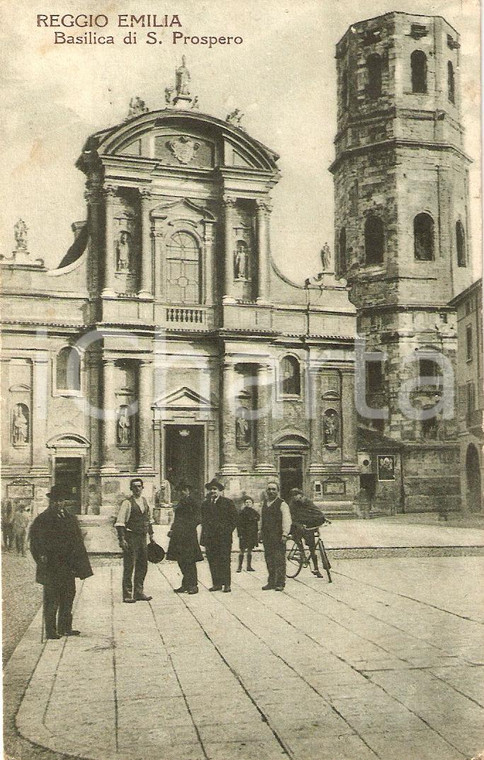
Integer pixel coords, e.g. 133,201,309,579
226,108,244,127
175,56,191,96
165,87,174,106
14,219,28,251
127,96,149,119
320,242,332,271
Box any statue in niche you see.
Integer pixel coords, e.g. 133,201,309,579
14,219,28,251
323,409,339,446
234,241,250,280
320,242,332,271
12,403,29,445
116,230,132,271
117,406,132,446
175,55,191,96
236,407,251,448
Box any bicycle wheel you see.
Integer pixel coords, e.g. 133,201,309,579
317,540,332,583
286,539,304,578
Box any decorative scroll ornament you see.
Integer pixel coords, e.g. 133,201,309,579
168,135,200,164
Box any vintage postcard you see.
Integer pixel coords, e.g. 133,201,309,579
1,0,482,759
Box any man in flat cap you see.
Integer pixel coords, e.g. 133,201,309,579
288,487,327,578
30,485,93,640
200,479,238,592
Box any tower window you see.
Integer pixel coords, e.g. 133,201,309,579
364,216,384,265
411,50,427,93
341,69,348,109
338,228,347,276
448,61,455,103
418,358,442,387
281,355,301,396
466,325,473,362
456,221,467,267
367,359,384,393
414,213,434,261
366,54,382,99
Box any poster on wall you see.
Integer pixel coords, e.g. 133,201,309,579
1,1,482,759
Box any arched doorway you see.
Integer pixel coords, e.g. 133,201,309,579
466,444,482,512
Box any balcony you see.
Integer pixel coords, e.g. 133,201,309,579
154,304,214,331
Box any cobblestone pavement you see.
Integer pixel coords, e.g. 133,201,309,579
5,555,484,760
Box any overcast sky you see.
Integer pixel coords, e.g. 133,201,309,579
1,0,481,281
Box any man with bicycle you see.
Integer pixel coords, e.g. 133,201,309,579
288,488,327,578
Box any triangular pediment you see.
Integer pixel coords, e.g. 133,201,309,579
154,386,214,409
150,198,215,222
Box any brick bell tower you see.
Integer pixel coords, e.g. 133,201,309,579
331,12,474,512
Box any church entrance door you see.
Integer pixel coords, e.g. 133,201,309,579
165,425,205,504
279,455,303,502
54,457,82,514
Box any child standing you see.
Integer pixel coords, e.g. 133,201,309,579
236,497,259,572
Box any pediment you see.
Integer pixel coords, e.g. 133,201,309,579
46,434,90,449
154,386,214,410
150,198,215,222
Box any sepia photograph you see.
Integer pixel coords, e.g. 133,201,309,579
1,0,483,758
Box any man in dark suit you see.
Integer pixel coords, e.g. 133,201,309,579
30,485,93,640
200,479,238,592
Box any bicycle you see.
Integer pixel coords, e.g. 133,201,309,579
286,523,332,582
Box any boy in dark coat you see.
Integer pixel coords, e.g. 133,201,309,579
166,484,203,594
200,479,238,592
236,496,259,572
30,485,93,639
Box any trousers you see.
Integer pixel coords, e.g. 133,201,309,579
205,539,232,587
122,533,148,599
178,560,198,590
263,541,286,588
44,571,76,636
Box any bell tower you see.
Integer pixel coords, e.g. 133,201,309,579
331,12,473,512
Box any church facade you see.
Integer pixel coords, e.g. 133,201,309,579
1,13,479,520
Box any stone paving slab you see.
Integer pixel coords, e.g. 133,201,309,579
7,555,484,760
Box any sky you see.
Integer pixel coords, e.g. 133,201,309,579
1,0,481,282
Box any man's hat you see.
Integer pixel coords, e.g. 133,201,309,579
289,488,303,496
46,485,67,500
147,541,165,564
205,478,224,491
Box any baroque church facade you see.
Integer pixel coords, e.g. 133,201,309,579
1,13,479,520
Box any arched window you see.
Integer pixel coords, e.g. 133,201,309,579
341,69,348,109
418,357,442,387
166,231,201,304
364,216,384,265
456,221,466,267
414,213,434,261
338,228,347,275
367,54,382,99
281,356,301,396
447,61,455,103
56,346,81,392
411,50,427,93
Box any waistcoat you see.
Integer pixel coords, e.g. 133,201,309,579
261,497,283,543
126,497,150,535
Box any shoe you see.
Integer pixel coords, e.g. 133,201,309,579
223,586,231,593
274,586,285,592
174,587,186,593
209,586,223,592
236,568,242,573
123,598,136,604
134,594,152,601
262,585,274,590
247,566,255,572
187,588,199,595
46,634,62,640
312,571,324,578
65,630,81,636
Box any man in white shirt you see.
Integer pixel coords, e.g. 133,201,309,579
259,482,292,591
115,478,155,603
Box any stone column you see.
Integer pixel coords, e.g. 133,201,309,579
139,189,153,299
223,196,236,303
203,221,215,304
31,355,50,473
138,361,154,473
85,182,103,296
255,363,276,472
341,369,357,464
220,360,238,474
309,366,324,473
101,359,117,471
103,185,118,296
256,200,272,303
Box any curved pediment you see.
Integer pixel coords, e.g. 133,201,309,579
46,434,90,448
150,197,216,222
77,110,279,174
273,431,310,450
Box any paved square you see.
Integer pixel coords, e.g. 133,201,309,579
7,556,484,760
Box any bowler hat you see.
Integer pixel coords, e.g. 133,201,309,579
147,541,165,564
289,488,303,496
205,478,224,491
46,485,67,500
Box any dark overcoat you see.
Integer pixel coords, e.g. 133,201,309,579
30,508,93,586
200,496,238,547
237,506,259,550
166,497,203,563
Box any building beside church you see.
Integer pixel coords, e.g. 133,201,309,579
1,12,481,520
